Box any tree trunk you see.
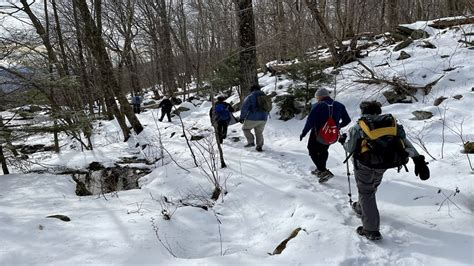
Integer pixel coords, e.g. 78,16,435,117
234,0,258,98
157,0,177,95
74,0,143,139
386,0,399,30
51,0,69,75
0,145,8,175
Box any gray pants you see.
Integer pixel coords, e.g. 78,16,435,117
354,162,386,232
242,120,266,148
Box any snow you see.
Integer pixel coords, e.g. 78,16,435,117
1,19,474,265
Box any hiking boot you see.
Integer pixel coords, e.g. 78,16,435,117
356,226,382,241
256,146,263,152
311,169,322,176
244,143,255,148
318,170,334,183
352,202,362,217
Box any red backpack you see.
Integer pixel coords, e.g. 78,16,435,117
316,103,339,145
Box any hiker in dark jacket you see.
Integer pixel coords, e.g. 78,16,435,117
300,88,351,182
340,101,429,241
240,84,269,152
209,94,235,144
131,95,142,114
158,96,173,122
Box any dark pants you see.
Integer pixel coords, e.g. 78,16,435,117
307,131,330,171
354,162,386,231
133,104,141,114
160,110,171,122
216,121,229,144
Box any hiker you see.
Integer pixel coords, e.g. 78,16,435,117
299,88,351,182
158,96,173,122
131,94,142,114
209,94,235,144
240,84,272,152
339,101,430,241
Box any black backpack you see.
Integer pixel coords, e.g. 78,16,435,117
354,114,409,169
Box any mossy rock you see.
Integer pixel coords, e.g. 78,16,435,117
464,142,474,154
411,110,434,120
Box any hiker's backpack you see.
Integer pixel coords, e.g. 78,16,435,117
214,102,231,122
316,103,339,145
256,94,273,112
355,114,409,169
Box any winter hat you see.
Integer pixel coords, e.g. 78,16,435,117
360,101,382,115
315,88,330,97
250,84,262,91
216,94,226,100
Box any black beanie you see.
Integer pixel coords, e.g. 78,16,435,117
360,101,382,115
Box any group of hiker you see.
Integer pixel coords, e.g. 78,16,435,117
210,85,430,241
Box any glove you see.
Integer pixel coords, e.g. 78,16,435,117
299,134,304,141
239,118,244,124
413,155,430,180
338,133,347,145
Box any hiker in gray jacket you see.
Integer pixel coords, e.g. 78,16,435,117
340,101,429,241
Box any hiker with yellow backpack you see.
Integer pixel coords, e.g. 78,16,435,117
339,101,430,241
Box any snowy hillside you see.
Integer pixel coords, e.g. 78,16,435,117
0,19,473,265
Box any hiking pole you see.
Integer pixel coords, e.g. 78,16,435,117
345,150,353,205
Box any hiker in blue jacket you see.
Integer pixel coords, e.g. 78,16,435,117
210,94,235,144
240,85,269,152
300,88,351,182
131,94,142,114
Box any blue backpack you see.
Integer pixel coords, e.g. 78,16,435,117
214,102,231,122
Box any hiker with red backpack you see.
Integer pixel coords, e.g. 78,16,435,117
210,94,235,144
299,88,351,182
339,101,430,241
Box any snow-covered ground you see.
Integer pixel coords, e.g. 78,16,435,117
1,19,473,265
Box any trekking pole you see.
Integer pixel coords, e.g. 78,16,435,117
345,150,353,205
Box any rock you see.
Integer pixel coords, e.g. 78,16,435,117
276,95,299,121
397,51,411,60
383,90,411,104
464,142,474,154
88,161,105,171
28,105,43,113
440,55,450,58
190,135,205,141
394,26,429,40
46,215,71,222
231,137,240,142
143,100,156,106
419,40,437,49
453,95,463,100
411,110,434,120
171,106,190,115
434,96,448,106
393,38,413,51
75,178,93,196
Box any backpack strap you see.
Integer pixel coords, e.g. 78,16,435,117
358,116,397,140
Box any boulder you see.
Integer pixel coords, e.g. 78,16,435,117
397,51,411,60
411,110,434,120
464,142,474,154
434,96,448,106
383,90,411,104
171,106,190,115
190,135,205,141
453,95,463,100
419,41,437,49
393,38,413,51
231,137,240,142
143,100,156,106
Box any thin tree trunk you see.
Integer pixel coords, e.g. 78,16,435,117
51,0,69,75
0,145,8,175
234,0,258,98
